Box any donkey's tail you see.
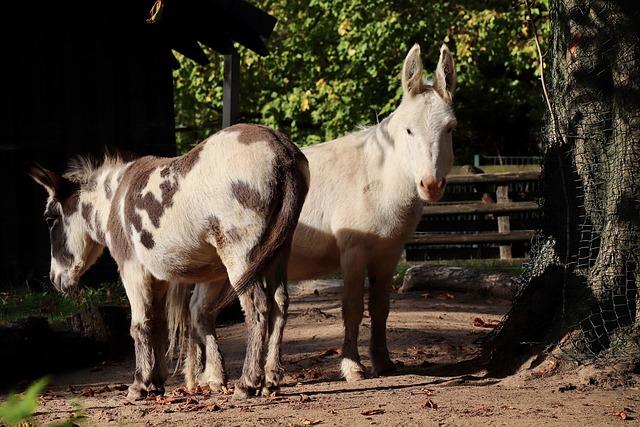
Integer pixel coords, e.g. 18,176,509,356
217,134,309,309
166,283,192,374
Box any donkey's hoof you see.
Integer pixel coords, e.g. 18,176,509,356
261,384,281,397
232,383,254,400
264,366,285,387
207,381,227,393
341,358,366,382
147,383,165,396
126,386,147,401
372,359,397,377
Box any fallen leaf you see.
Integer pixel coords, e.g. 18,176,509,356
613,408,635,421
80,388,95,397
436,292,455,300
361,409,385,416
473,317,501,329
423,398,438,410
299,394,312,403
319,348,340,357
206,403,221,412
300,417,322,425
171,386,191,396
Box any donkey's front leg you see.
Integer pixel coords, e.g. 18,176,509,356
368,253,401,377
121,263,168,401
149,281,170,394
340,248,367,382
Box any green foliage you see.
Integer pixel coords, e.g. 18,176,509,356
173,0,549,161
0,283,127,326
0,377,48,426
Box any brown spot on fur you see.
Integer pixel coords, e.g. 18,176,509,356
231,181,269,213
81,202,93,224
208,216,227,248
139,230,155,249
104,172,113,199
226,226,242,243
107,167,135,263
171,143,204,177
85,176,98,192
227,123,285,146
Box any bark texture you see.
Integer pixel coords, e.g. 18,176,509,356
487,0,640,373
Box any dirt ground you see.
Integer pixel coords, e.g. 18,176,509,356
24,280,640,426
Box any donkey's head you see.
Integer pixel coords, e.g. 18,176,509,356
27,163,103,292
391,43,457,202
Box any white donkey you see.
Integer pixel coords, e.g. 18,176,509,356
28,124,309,400
172,43,457,388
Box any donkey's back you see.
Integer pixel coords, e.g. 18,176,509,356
112,124,309,289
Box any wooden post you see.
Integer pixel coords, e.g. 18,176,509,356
496,185,512,259
222,50,240,128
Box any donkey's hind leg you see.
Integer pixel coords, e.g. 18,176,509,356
189,281,230,391
224,262,270,399
262,251,290,396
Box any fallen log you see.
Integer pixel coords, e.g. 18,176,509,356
399,265,515,299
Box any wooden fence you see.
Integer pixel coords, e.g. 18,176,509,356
405,171,542,261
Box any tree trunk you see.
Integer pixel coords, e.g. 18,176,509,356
486,0,640,374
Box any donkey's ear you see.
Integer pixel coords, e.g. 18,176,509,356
433,44,456,102
26,162,61,197
402,44,425,98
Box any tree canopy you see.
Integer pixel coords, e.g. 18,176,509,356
173,0,549,162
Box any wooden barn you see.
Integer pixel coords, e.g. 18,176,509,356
0,0,276,288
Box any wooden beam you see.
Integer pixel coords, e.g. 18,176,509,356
222,50,240,128
496,185,512,259
447,171,541,184
422,201,539,216
408,230,535,245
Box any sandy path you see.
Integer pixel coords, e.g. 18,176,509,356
28,280,639,426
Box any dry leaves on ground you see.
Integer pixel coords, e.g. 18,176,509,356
361,408,385,416
423,398,438,410
613,408,635,421
472,317,501,329
300,417,322,425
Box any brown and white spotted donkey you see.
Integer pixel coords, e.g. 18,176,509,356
171,43,457,389
27,124,309,400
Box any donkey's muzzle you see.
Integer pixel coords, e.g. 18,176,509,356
419,176,446,202
50,270,78,293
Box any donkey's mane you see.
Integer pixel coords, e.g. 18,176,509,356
63,150,135,185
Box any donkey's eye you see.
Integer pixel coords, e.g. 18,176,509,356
406,128,413,136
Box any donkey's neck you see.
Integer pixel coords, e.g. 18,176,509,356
78,162,130,246
361,116,420,211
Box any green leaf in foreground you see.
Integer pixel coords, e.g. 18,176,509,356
0,377,48,425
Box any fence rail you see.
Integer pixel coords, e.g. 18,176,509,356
407,170,541,260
